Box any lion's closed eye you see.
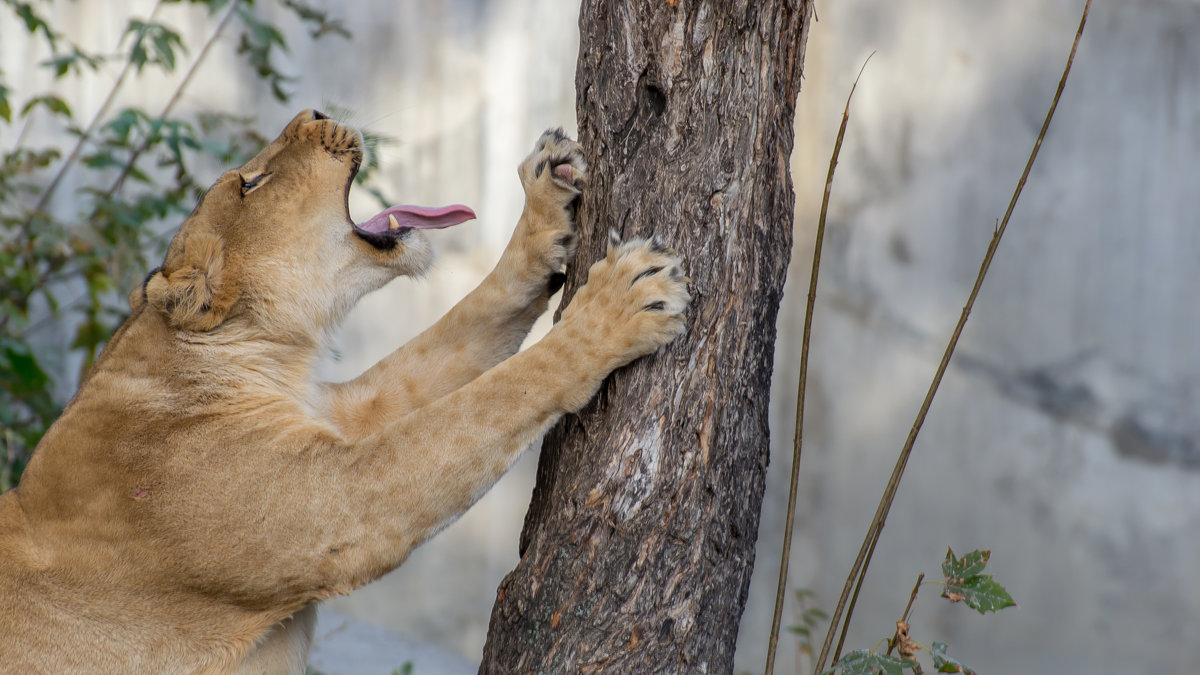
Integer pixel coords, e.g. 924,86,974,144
239,172,272,196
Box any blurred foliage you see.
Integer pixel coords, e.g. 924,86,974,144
0,0,384,490
787,587,829,671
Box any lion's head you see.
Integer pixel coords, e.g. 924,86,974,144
140,109,474,335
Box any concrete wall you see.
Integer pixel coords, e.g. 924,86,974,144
748,2,1200,673
4,1,1198,673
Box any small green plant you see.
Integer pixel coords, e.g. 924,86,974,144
787,587,828,671
821,549,1014,675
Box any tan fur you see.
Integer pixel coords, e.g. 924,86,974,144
0,111,689,673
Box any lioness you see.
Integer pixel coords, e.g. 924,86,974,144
0,110,689,673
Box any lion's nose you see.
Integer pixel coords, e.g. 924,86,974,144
311,109,329,121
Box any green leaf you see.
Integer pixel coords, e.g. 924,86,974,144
20,95,73,119
205,0,234,15
787,625,810,636
942,548,990,582
124,20,187,73
943,574,1016,614
70,318,111,351
930,641,976,674
126,165,152,185
104,108,147,143
280,0,350,40
0,72,10,123
15,3,42,33
83,151,124,170
39,48,105,78
234,4,297,102
270,79,291,103
941,548,1016,614
824,650,916,675
12,2,60,47
50,55,70,78
805,607,830,623
0,338,50,393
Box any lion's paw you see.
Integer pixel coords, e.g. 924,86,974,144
562,235,690,368
519,128,587,199
513,129,588,288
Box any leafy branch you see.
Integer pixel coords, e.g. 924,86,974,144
821,549,1014,675
0,0,363,489
31,1,168,215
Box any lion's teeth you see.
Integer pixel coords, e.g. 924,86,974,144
388,214,400,230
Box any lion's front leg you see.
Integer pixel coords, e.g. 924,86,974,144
261,238,690,597
499,127,587,301
322,130,587,441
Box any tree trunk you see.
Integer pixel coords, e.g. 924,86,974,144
480,1,812,672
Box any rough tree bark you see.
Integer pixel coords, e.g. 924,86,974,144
481,1,812,672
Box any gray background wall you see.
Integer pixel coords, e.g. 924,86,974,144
4,1,1197,673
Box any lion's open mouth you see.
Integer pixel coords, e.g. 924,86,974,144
352,203,476,251
343,150,476,250
357,204,477,236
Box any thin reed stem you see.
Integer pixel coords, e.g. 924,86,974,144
764,53,874,675
812,1,1092,672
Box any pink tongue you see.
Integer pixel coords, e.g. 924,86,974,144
358,204,476,234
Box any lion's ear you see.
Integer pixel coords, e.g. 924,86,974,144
128,266,161,313
128,279,147,313
145,230,238,331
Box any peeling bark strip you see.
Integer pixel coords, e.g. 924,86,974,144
481,1,812,672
